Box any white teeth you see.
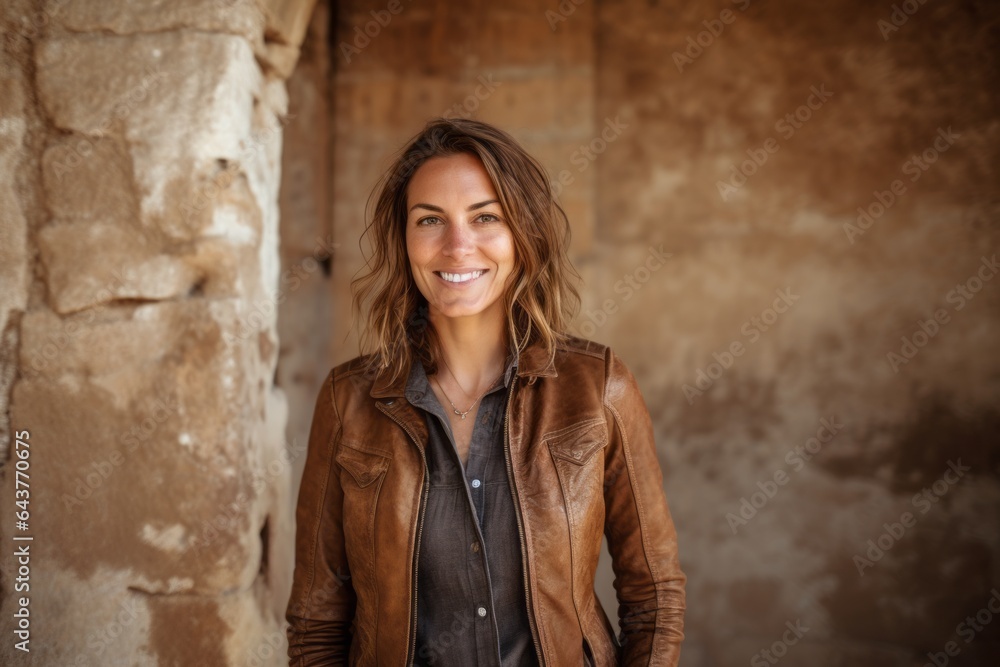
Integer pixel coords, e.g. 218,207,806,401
438,270,484,283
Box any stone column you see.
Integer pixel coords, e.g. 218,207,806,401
0,0,316,664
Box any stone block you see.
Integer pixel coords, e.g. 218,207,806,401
42,134,138,222
45,0,265,46
11,298,271,594
37,220,201,314
36,32,262,242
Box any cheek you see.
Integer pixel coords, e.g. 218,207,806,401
405,232,431,268
488,231,516,269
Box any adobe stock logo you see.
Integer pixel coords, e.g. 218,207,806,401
570,245,671,338
885,255,997,373
683,287,800,404
877,0,931,40
750,619,809,666
671,0,753,73
338,0,412,64
843,127,960,244
923,588,1000,667
716,84,834,202
853,459,970,576
725,417,843,534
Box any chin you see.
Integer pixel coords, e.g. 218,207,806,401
430,297,502,319
433,305,488,319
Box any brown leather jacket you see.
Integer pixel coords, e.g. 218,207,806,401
285,335,686,666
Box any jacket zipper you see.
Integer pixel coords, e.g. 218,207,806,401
375,401,428,667
503,372,546,666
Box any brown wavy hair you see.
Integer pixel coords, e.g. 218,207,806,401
349,117,582,385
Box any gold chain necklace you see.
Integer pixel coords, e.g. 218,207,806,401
432,357,504,420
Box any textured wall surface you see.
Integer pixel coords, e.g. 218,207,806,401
589,1,1000,664
0,0,316,664
276,0,335,525
325,1,1000,665
1,0,998,665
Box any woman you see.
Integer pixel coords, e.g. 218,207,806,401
285,118,686,666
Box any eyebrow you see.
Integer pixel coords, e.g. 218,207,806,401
408,199,500,214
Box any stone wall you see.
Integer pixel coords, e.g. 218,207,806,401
0,0,316,664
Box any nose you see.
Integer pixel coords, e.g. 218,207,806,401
442,218,475,257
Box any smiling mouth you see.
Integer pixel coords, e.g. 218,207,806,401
434,269,487,284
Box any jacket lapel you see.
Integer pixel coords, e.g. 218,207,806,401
369,336,559,400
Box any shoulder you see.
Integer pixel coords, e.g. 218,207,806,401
552,334,632,380
549,334,606,381
306,354,382,416
550,335,637,400
553,335,643,407
554,333,608,362
326,353,381,394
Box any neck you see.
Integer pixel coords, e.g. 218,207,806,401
427,303,510,396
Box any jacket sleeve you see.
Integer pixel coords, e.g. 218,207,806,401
602,348,686,666
285,369,357,666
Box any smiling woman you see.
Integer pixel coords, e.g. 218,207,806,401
284,118,687,667
351,118,583,387
405,153,515,331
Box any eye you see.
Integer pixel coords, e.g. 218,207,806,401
416,216,441,226
477,213,502,224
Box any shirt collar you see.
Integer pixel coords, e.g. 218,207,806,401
405,348,518,407
372,335,556,400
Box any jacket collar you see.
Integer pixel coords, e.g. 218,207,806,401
369,335,558,399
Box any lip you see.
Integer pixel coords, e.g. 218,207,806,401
434,268,488,287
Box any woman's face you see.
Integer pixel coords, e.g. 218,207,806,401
405,152,515,322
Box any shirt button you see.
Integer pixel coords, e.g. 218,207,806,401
471,478,481,488
471,541,480,553
477,606,487,617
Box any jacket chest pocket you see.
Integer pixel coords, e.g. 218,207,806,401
545,418,609,517
546,417,608,467
335,442,391,580
542,417,609,580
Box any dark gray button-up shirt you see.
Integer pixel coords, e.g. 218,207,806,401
404,351,540,667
